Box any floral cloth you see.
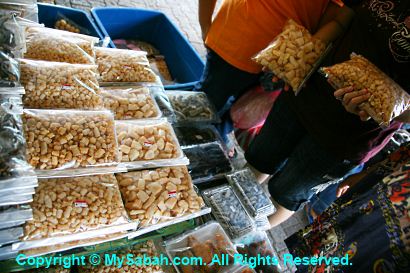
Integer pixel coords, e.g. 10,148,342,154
285,143,410,273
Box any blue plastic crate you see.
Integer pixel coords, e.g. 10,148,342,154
91,7,205,90
38,3,104,39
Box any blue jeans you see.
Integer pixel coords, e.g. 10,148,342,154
194,49,260,143
245,92,358,211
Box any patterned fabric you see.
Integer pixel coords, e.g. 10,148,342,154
285,143,410,273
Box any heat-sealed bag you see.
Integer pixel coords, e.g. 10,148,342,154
101,86,161,120
22,175,130,241
22,109,121,177
321,53,410,127
174,125,222,147
0,51,20,87
0,205,33,230
20,59,102,109
234,231,281,273
24,26,96,64
183,142,232,183
95,47,157,83
226,168,275,218
165,221,238,273
254,19,327,94
0,193,32,206
116,166,205,228
0,0,38,22
151,85,176,122
0,176,37,194
116,119,187,170
0,88,36,181
202,185,254,239
0,10,25,54
0,226,23,246
167,91,220,124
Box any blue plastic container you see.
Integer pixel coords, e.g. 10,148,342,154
37,3,104,39
91,7,205,90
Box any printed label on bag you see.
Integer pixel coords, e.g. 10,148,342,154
62,84,72,90
143,141,153,148
168,191,177,198
123,65,132,70
74,200,88,208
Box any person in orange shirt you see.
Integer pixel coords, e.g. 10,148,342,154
196,0,352,149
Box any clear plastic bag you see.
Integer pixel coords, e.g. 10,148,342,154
0,51,20,87
151,85,176,122
116,119,187,170
0,193,32,206
183,142,232,183
24,26,96,64
0,176,37,194
0,0,38,22
101,86,162,120
116,166,205,228
95,47,157,83
226,168,275,218
22,109,120,177
167,91,220,124
0,10,25,55
0,245,17,261
202,185,254,239
165,221,238,273
0,204,33,230
19,59,103,110
234,231,281,273
174,125,222,147
0,88,36,181
22,174,130,241
0,226,23,246
321,53,410,127
254,19,327,94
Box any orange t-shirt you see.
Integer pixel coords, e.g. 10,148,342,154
205,0,331,73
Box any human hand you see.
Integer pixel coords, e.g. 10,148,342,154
336,171,367,197
333,84,371,121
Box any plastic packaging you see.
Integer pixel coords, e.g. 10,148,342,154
79,240,165,273
183,142,232,183
174,125,222,147
116,119,187,169
0,176,37,193
0,193,32,206
116,166,204,227
101,86,161,120
0,0,38,22
226,168,275,218
149,55,174,85
167,91,220,124
0,245,17,261
0,51,20,87
234,231,281,273
24,26,96,64
321,53,410,127
202,185,254,239
0,226,23,246
230,86,280,129
151,85,176,122
0,205,33,230
22,174,130,241
22,109,120,177
20,231,128,258
0,184,34,197
95,47,157,83
254,19,327,94
19,59,103,110
0,88,36,181
0,10,25,54
254,216,271,231
165,221,238,273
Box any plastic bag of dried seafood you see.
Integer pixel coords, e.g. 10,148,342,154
254,19,328,94
321,53,410,127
